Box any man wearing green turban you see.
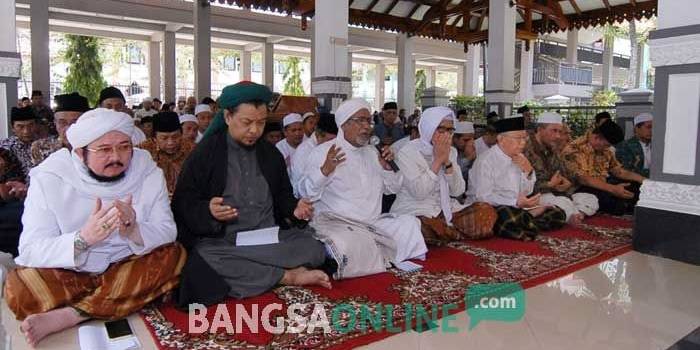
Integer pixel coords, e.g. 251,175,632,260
173,82,331,306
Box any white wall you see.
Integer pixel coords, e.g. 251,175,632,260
658,0,700,29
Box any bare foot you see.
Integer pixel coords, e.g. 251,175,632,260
569,213,585,226
281,267,332,289
20,307,87,347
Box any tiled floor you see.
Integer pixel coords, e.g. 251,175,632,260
3,251,700,350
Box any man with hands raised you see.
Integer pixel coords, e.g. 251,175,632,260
5,108,184,347
468,115,566,240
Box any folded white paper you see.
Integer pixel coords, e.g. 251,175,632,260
236,226,280,246
394,260,423,272
78,324,140,350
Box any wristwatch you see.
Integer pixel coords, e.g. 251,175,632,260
74,231,89,252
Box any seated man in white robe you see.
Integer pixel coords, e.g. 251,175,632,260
468,115,566,241
290,112,338,197
391,107,497,242
298,98,427,279
5,108,184,346
276,113,305,171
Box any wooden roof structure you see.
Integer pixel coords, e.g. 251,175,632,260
211,0,656,50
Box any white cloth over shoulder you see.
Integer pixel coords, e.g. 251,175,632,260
290,133,318,198
467,145,536,207
15,148,176,274
276,138,297,172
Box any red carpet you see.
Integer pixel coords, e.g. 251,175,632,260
141,215,633,349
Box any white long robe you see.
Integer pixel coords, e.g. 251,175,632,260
467,145,536,207
15,149,176,274
475,136,491,156
275,138,297,173
290,133,318,198
298,135,427,277
391,139,469,218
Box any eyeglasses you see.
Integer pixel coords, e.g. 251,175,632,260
348,117,375,127
436,126,456,134
85,143,133,158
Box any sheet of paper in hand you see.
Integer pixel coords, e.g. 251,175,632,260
235,226,280,246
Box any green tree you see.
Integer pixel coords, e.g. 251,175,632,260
62,35,107,106
591,89,619,106
415,69,427,106
283,56,305,96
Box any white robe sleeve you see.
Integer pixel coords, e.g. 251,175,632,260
395,145,440,199
520,171,536,196
446,149,466,197
297,146,332,201
15,177,80,269
473,157,518,207
127,172,177,255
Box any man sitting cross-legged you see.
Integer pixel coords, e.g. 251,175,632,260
391,107,497,243
468,115,566,241
5,108,185,346
298,98,427,279
173,82,329,306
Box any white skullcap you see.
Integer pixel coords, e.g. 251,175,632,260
179,114,198,125
455,121,475,134
194,104,211,115
143,97,153,103
302,112,315,120
538,112,563,125
335,98,371,127
634,113,653,125
66,108,135,149
283,113,303,128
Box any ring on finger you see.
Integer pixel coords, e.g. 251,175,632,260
101,222,111,230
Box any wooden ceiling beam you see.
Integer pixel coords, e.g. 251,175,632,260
569,0,582,15
364,0,381,14
601,0,611,10
384,0,400,14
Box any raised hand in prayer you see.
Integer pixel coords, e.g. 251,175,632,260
377,145,395,171
5,180,27,199
320,144,346,176
512,153,534,176
293,198,314,221
432,133,451,166
209,197,239,222
610,183,634,199
115,195,142,246
79,198,120,246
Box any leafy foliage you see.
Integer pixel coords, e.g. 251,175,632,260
62,35,107,106
415,69,427,106
283,56,305,96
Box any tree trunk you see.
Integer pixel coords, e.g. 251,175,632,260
628,20,639,89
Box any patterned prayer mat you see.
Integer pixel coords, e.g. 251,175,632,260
141,215,633,349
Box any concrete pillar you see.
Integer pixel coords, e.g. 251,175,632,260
347,52,353,98
0,0,19,139
485,0,516,118
375,63,385,110
30,0,50,102
602,36,614,90
460,45,480,96
149,41,161,100
193,0,211,100
397,33,416,113
262,42,274,90
635,0,700,266
566,29,578,64
240,51,252,81
311,0,351,112
426,68,436,87
518,41,534,102
163,31,176,103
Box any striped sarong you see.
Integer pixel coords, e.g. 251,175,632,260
493,206,566,241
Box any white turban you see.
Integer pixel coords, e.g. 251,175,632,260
283,113,303,128
538,112,563,125
634,112,653,125
194,104,211,115
66,108,135,149
335,98,371,128
418,107,455,151
455,121,474,134
179,114,198,125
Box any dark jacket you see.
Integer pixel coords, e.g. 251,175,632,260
615,136,650,178
171,129,301,307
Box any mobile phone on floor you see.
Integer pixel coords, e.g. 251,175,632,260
105,318,134,341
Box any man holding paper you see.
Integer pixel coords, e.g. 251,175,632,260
173,82,329,306
467,115,566,241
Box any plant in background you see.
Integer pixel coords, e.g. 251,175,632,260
283,56,305,96
415,69,427,106
450,95,485,122
63,34,107,106
591,90,619,106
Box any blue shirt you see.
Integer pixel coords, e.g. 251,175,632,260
373,122,405,145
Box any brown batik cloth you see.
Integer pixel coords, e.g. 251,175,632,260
4,243,186,321
493,206,566,241
419,202,498,244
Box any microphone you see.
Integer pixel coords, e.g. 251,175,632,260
370,135,400,172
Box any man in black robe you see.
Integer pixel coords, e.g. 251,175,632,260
173,82,330,306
